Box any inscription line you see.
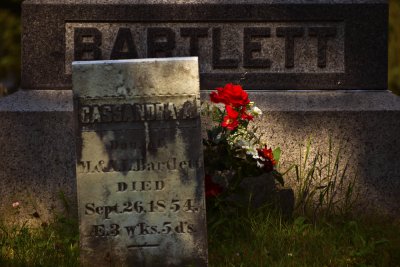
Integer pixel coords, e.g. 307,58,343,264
82,125,199,132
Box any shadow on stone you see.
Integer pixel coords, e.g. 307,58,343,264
216,172,295,218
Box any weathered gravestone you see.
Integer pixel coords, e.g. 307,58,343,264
1,0,400,224
73,57,208,266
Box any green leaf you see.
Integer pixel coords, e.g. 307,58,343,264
272,147,281,163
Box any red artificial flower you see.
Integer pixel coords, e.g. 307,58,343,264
226,105,239,117
210,83,250,108
205,174,223,197
210,91,226,104
239,107,254,121
257,146,276,172
221,105,239,130
221,116,239,130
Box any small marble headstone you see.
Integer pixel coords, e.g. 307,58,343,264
72,57,208,266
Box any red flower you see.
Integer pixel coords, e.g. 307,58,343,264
210,91,226,104
210,83,250,108
221,105,239,130
205,175,223,197
239,107,254,121
221,117,239,130
257,146,276,172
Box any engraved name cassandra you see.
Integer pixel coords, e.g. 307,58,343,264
79,102,197,124
66,22,344,74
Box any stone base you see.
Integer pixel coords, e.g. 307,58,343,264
1,90,400,224
0,90,75,225
202,90,400,217
239,174,295,218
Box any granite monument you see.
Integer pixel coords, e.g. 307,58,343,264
0,0,399,225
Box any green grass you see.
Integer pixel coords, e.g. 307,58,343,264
207,137,400,266
208,207,400,267
0,215,79,267
1,207,400,266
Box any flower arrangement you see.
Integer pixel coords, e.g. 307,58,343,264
202,83,284,202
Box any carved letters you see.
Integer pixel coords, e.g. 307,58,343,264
73,58,207,266
73,26,336,68
77,157,203,173
79,102,197,124
66,22,344,75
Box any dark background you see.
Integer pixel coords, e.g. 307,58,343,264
0,0,399,96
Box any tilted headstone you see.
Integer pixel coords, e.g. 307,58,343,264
72,57,207,266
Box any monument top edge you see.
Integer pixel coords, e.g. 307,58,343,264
72,57,199,66
23,0,387,5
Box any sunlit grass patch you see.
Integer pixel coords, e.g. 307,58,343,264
0,215,79,267
208,207,400,267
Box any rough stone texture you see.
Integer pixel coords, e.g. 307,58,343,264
22,0,387,90
73,58,208,267
0,90,72,111
1,89,400,223
243,90,400,216
73,58,200,97
0,90,76,226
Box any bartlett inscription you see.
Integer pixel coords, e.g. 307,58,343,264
23,1,387,90
66,22,344,75
73,58,208,266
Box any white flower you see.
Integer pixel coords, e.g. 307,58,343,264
12,202,20,208
242,145,259,159
251,106,262,116
249,150,259,159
